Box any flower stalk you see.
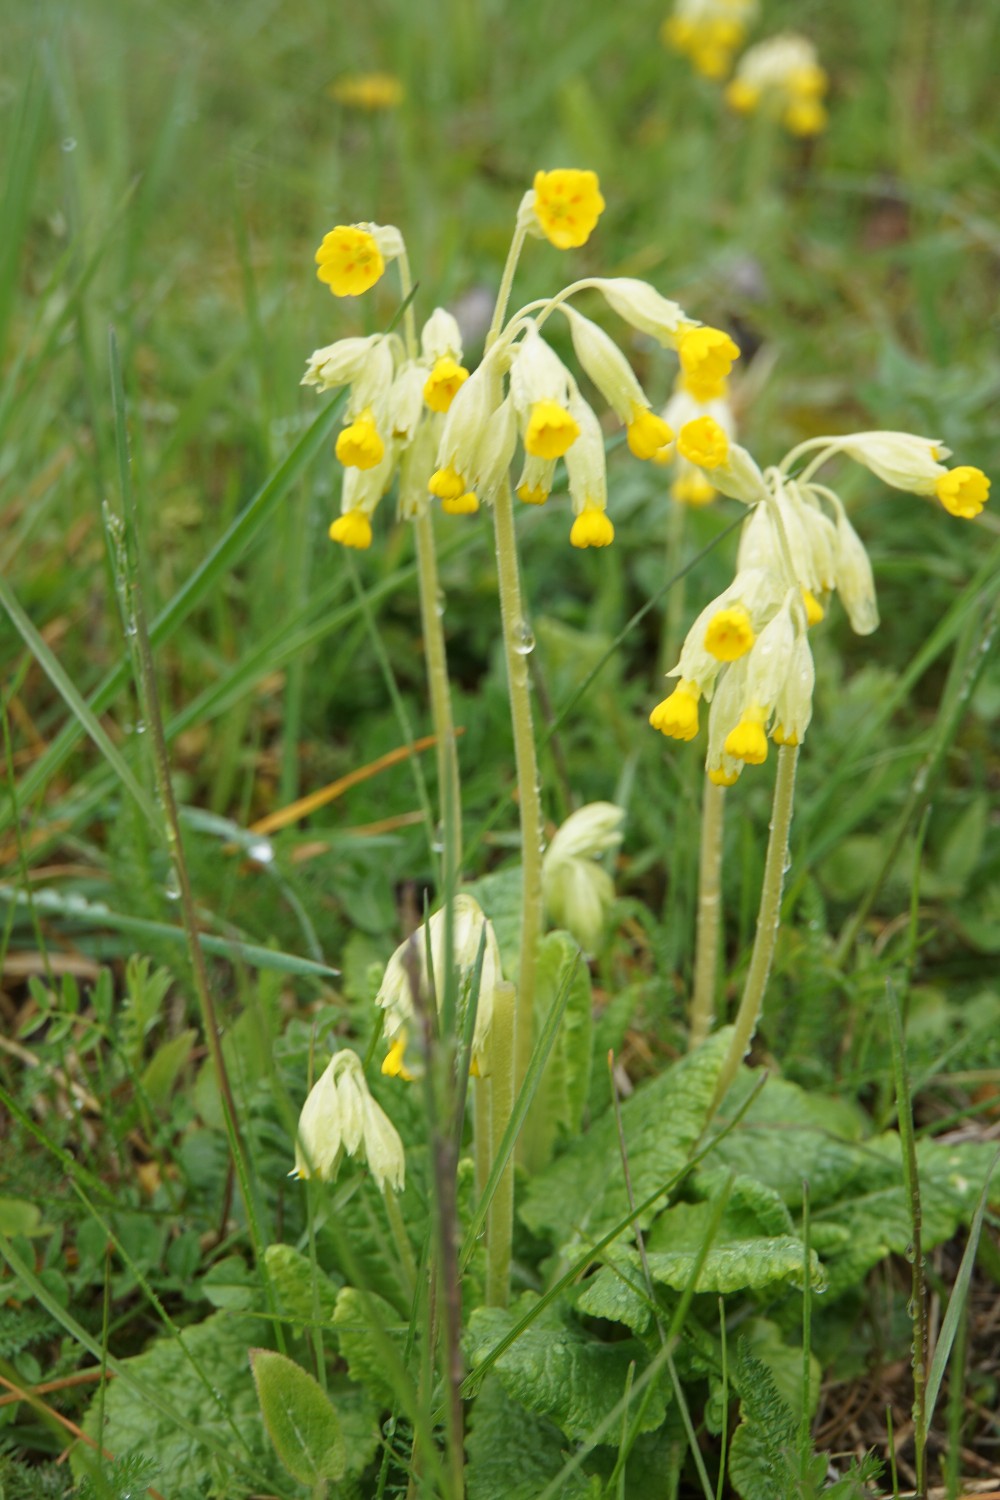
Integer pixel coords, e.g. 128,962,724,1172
690,774,726,1048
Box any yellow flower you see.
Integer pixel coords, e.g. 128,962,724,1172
678,327,741,401
725,78,760,113
517,483,550,505
381,1033,414,1080
724,713,769,764
335,409,385,469
708,766,740,786
935,466,990,519
672,471,717,506
531,169,606,250
525,399,580,460
329,72,403,111
627,405,674,461
570,504,614,548
441,491,479,515
423,356,470,414
649,680,700,741
704,605,755,661
428,465,467,501
315,225,385,297
678,416,730,469
771,723,799,746
801,588,824,626
784,98,827,136
329,512,373,549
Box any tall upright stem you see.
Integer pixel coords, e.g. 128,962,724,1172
486,225,527,350
712,743,799,1109
485,982,516,1307
414,511,462,885
690,776,726,1049
490,475,543,1095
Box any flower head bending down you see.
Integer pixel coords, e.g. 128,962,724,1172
292,1049,405,1193
376,895,504,1078
542,802,624,952
564,392,614,548
662,0,759,80
661,379,737,505
725,34,829,136
520,169,606,249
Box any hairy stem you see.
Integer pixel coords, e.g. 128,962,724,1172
485,982,516,1307
690,775,726,1049
490,475,543,1098
712,743,798,1109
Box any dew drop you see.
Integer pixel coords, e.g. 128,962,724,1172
247,838,274,865
61,136,77,152
164,869,181,901
512,619,535,656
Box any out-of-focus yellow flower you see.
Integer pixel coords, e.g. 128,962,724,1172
935,466,990,519
423,356,470,413
662,0,758,80
678,327,741,402
526,169,606,250
678,416,730,469
329,72,404,111
329,512,373,549
725,34,829,136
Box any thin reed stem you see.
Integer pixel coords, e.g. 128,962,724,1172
485,982,516,1307
690,776,726,1049
712,743,798,1109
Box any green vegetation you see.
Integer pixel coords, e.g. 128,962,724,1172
2,1,999,1496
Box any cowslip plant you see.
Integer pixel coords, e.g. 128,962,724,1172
650,415,991,1073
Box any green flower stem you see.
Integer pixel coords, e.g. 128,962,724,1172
712,743,799,1109
660,497,688,673
490,475,543,1097
486,224,527,348
382,1184,417,1302
485,982,516,1307
414,509,462,885
690,775,726,1049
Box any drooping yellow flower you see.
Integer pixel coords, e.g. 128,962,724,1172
423,356,470,414
724,711,769,764
678,327,741,402
335,409,385,469
801,588,824,626
704,606,755,661
708,766,740,786
678,416,730,469
441,490,480,515
381,1033,413,1080
329,72,403,111
570,504,615,549
649,681,701,741
531,169,606,250
517,483,550,505
315,225,385,297
428,465,467,501
329,512,373,549
935,466,990,519
525,399,580,460
726,33,829,137
627,405,674,461
673,471,717,506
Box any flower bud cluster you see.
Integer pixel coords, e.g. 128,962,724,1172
724,33,829,136
291,1049,405,1194
661,0,758,80
650,431,990,781
542,802,624,953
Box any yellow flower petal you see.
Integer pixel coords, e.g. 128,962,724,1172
532,169,606,250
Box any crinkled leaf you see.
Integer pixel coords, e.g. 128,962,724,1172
333,1286,408,1410
520,1028,733,1249
465,1297,667,1445
466,1375,596,1500
264,1242,341,1327
250,1348,346,1484
74,1312,274,1499
524,931,593,1171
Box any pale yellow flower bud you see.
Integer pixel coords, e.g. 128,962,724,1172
542,802,624,953
562,307,646,425
388,363,427,443
293,1050,405,1193
589,277,687,347
838,431,950,494
830,497,879,635
421,308,465,365
301,335,382,391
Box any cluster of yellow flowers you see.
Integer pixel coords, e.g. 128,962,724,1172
661,0,758,81
662,0,828,136
650,425,990,781
304,171,744,549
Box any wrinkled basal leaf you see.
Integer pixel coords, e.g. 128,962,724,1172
250,1348,346,1484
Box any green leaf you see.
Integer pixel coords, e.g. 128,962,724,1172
74,1311,272,1498
467,865,523,977
250,1347,347,1485
0,1199,46,1237
520,1027,733,1249
466,1375,596,1500
726,1341,798,1500
465,1297,667,1445
523,931,593,1172
333,1286,408,1410
264,1243,341,1327
140,1028,197,1109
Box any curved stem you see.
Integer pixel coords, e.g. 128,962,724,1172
690,775,726,1049
490,475,543,1098
778,436,842,479
712,743,798,1109
486,225,528,349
